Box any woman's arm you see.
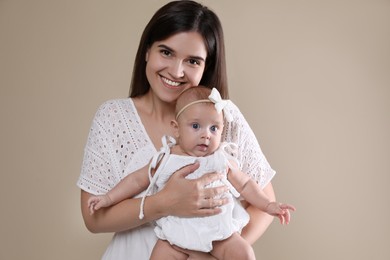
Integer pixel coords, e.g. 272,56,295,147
240,183,275,244
81,162,229,233
223,102,279,244
227,162,276,243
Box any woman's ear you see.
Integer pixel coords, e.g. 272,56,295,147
170,120,179,138
145,49,149,62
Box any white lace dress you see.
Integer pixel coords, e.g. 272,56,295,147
77,98,275,260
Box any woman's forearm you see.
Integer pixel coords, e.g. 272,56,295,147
240,182,276,244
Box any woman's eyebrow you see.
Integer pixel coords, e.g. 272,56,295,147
189,55,206,62
158,44,174,52
157,44,205,62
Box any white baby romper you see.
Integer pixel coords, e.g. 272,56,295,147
141,136,250,252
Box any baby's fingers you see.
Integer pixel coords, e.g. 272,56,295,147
89,203,96,215
282,209,291,225
87,197,98,207
94,202,103,211
280,203,296,212
278,213,286,225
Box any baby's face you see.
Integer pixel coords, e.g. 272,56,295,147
176,103,224,157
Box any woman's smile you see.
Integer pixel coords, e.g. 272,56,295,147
160,75,183,88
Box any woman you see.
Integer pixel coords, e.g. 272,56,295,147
78,1,276,259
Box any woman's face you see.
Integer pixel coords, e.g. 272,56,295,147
145,32,207,103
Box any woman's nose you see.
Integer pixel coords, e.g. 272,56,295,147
169,60,185,78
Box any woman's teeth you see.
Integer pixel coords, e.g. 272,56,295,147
162,77,181,87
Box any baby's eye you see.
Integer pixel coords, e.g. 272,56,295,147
210,125,218,132
192,123,200,129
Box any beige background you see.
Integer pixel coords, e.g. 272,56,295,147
1,0,389,259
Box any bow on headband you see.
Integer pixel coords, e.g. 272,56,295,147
175,88,233,122
208,88,233,122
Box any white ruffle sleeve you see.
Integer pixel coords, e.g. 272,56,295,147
222,101,276,188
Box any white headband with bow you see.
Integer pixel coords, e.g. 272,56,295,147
175,88,233,122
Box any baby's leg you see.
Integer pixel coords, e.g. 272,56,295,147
150,239,187,260
211,232,256,260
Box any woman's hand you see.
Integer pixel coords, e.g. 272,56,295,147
157,162,229,217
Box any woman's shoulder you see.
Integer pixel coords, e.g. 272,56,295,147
92,98,137,119
221,99,253,143
96,98,133,112
226,99,242,114
224,100,246,125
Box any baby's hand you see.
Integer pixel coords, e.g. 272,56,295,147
266,202,296,225
87,195,113,215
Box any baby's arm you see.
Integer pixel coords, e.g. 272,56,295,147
88,167,150,215
227,161,296,224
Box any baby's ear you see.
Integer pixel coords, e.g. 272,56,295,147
170,120,180,138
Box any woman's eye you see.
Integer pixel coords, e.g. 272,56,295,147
188,59,200,66
160,49,171,56
192,123,200,129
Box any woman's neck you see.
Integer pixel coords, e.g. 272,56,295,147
134,91,176,122
132,91,176,149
